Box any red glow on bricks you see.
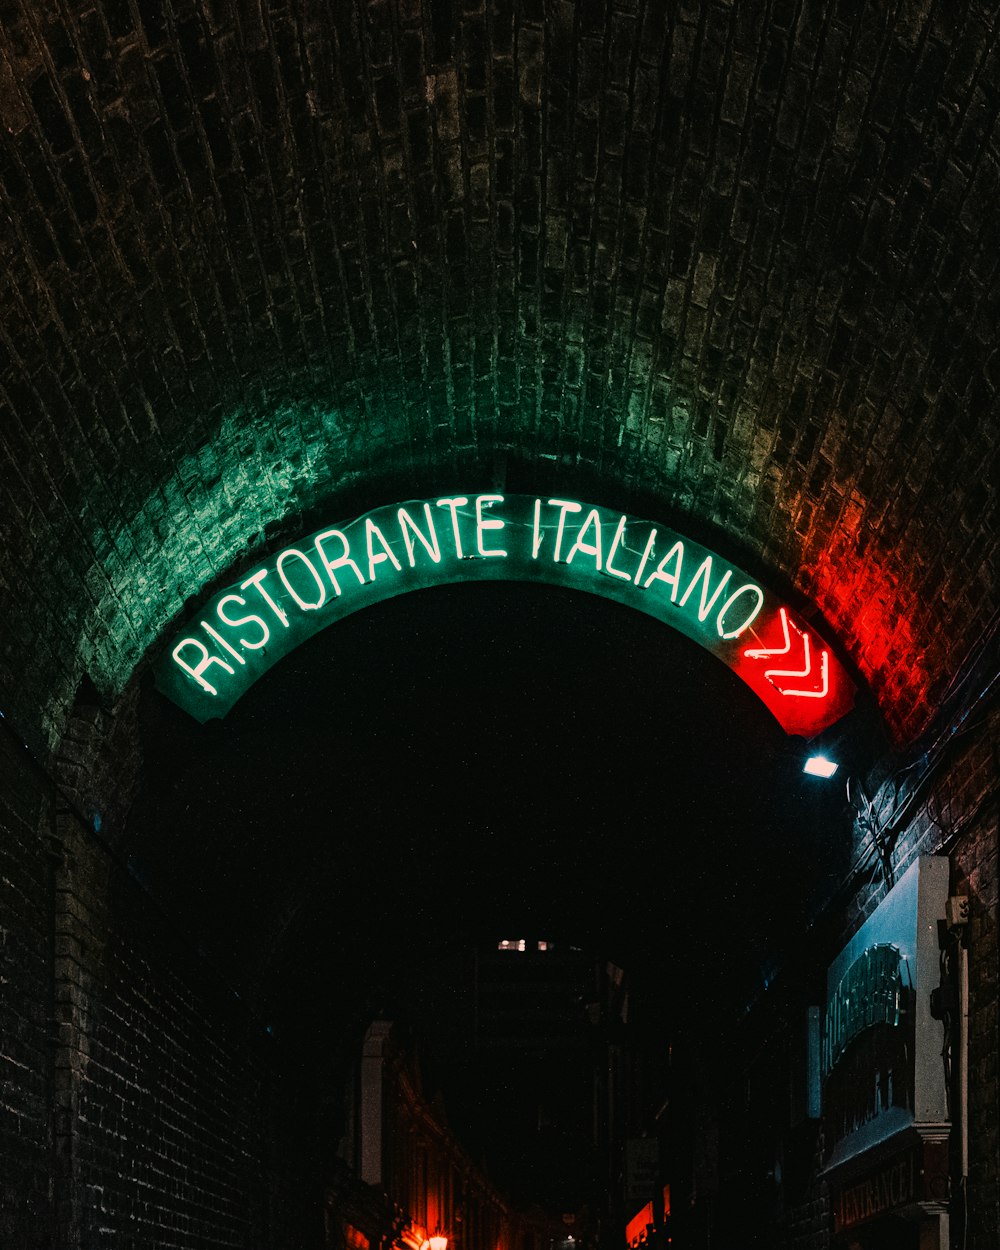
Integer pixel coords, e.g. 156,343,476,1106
805,548,933,743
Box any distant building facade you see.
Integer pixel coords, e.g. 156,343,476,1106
395,939,656,1250
328,1019,570,1250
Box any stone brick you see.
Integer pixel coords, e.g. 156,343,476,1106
3,0,1000,1234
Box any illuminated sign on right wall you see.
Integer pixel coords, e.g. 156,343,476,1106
821,856,950,1235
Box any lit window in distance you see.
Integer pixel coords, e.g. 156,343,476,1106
497,939,526,952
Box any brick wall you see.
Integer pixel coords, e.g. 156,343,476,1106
0,724,54,1248
2,615,998,1250
72,864,274,1246
3,0,1000,756
3,9,1000,1240
1,717,322,1249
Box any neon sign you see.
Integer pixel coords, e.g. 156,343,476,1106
154,494,856,735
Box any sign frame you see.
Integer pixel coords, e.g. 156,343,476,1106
153,493,857,736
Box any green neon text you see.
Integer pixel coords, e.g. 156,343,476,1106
155,493,853,735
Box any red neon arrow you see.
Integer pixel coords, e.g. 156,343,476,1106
743,608,830,699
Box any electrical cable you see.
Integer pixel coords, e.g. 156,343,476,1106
837,621,1000,898
937,940,954,1115
792,633,1000,985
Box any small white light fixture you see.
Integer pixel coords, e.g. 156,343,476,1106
803,754,838,778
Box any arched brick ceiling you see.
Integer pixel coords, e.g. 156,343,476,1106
2,0,999,753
